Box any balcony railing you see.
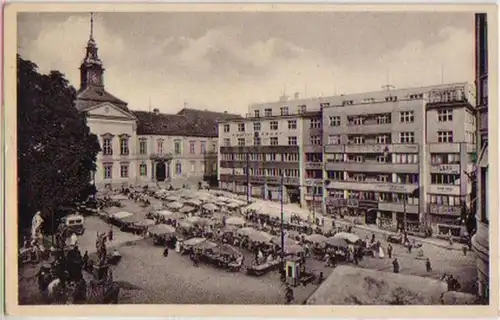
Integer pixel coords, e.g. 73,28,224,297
305,162,323,169
325,162,419,173
326,180,418,193
325,143,419,154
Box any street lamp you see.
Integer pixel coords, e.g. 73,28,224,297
280,172,286,278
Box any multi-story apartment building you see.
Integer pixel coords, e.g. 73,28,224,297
75,16,240,188
219,83,476,236
218,93,324,206
472,12,489,303
323,83,476,236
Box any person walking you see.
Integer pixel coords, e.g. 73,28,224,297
426,258,432,272
392,258,400,273
387,244,393,259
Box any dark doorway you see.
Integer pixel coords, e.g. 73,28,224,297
365,209,377,224
156,162,166,182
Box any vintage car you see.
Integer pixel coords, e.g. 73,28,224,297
60,214,85,236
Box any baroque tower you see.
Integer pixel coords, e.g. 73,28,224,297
79,13,104,90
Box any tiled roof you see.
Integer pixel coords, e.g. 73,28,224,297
176,108,243,136
76,86,129,112
134,108,241,137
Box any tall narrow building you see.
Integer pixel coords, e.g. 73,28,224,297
472,12,489,303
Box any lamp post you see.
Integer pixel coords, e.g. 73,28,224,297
246,152,250,204
280,172,285,274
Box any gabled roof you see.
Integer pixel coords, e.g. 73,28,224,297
134,108,242,137
76,86,129,112
176,108,243,136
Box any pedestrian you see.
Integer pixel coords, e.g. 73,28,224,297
462,245,468,256
407,243,412,254
392,258,399,273
426,258,432,272
108,227,113,242
387,244,393,259
318,271,324,284
285,286,294,304
163,246,169,257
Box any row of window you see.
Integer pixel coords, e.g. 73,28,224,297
233,136,299,146
242,168,300,177
428,195,462,206
104,138,215,156
430,174,461,185
327,172,419,184
252,105,308,118
221,153,299,162
326,109,454,127
102,161,211,179
102,137,129,156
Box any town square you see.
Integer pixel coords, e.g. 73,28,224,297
12,8,491,307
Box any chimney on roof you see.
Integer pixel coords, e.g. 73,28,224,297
153,108,160,115
294,92,300,100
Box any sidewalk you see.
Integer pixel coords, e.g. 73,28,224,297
254,199,464,252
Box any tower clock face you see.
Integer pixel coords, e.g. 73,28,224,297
90,72,100,84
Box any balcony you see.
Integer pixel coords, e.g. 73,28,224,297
430,164,460,175
219,174,300,185
326,181,418,193
220,146,299,153
325,162,419,173
303,145,323,153
324,143,419,154
428,143,461,153
341,123,393,135
219,160,299,169
304,162,323,170
304,178,323,186
378,202,419,214
150,152,173,161
428,204,461,216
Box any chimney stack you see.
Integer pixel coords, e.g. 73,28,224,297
294,92,300,100
153,108,160,115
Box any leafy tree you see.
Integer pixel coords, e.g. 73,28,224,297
17,55,101,236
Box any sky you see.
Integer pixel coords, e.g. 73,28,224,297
17,12,475,115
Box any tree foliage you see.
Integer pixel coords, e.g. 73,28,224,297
17,55,101,234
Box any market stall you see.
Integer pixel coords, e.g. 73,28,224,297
181,237,207,254
202,203,218,212
108,211,135,227
305,234,328,245
332,232,361,244
226,216,245,227
179,205,197,214
149,224,176,246
166,201,184,210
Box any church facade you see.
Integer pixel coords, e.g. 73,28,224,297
75,17,240,189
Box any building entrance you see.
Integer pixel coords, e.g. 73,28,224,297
156,162,167,182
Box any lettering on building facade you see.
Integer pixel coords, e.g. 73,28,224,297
429,204,462,216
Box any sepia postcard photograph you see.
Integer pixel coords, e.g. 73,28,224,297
3,2,499,318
